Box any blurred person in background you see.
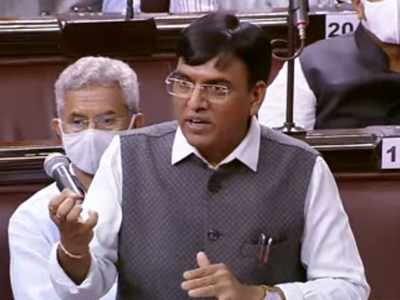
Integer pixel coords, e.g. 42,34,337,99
259,0,400,130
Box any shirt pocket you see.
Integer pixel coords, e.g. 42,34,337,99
239,236,303,284
240,236,291,262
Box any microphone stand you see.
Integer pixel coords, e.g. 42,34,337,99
274,0,307,138
126,0,134,20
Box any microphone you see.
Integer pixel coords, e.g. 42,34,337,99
291,0,309,40
44,153,84,197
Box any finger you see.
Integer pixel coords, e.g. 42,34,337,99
48,188,78,214
62,187,83,199
187,285,218,298
56,197,77,222
196,251,210,267
181,274,216,290
183,264,221,280
65,201,83,223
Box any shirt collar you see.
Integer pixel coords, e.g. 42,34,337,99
171,116,260,172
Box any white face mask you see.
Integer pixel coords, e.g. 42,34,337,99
61,129,118,175
362,0,400,44
59,115,135,174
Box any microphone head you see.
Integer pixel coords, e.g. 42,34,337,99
44,152,69,178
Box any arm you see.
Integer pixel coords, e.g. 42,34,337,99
258,58,317,130
276,157,370,300
48,136,123,300
8,187,62,300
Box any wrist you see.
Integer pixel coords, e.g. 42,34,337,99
57,241,89,259
251,285,267,300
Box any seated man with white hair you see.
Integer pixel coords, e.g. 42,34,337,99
8,56,144,300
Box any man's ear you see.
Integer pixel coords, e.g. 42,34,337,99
249,81,267,116
51,118,62,142
131,113,145,129
352,0,365,20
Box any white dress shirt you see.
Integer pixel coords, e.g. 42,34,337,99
49,118,369,300
8,183,117,300
259,58,317,130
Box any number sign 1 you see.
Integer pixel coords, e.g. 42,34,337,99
381,137,400,169
325,12,359,39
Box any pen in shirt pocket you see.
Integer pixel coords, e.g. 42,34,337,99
258,233,273,265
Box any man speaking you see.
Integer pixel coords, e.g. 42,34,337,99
48,13,369,300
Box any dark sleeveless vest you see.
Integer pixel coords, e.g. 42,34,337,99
117,121,317,299
300,24,400,129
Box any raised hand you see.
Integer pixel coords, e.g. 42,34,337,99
48,188,98,283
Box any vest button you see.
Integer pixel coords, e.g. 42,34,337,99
207,177,221,193
207,229,221,241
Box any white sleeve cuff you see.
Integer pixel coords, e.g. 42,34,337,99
275,283,304,300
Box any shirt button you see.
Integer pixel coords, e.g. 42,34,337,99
207,229,221,241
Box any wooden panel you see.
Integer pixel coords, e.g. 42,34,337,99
0,12,290,142
0,60,65,141
337,173,400,300
0,55,177,142
0,13,292,57
0,12,328,142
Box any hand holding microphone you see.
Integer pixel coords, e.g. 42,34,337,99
45,153,97,259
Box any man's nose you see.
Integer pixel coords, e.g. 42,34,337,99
187,85,208,110
87,120,97,130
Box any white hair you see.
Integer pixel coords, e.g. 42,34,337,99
55,56,140,117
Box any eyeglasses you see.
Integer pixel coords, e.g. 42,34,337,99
63,114,129,132
165,75,232,103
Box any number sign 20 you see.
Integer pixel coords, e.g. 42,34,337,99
325,13,359,39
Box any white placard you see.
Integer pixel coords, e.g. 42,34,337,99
325,13,359,39
381,137,400,169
